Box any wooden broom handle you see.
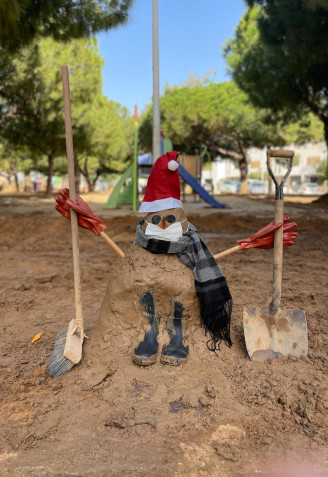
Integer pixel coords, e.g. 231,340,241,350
213,245,240,260
62,65,84,335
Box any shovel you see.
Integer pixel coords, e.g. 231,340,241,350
243,149,308,362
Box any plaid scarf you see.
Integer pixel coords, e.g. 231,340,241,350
134,220,232,351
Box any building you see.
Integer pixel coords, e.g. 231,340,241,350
202,141,327,194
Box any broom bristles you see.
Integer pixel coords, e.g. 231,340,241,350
47,328,76,377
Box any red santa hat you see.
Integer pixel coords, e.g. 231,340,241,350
139,151,182,213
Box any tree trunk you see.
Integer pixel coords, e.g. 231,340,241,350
82,155,91,193
0,172,12,185
46,150,56,195
301,99,328,193
239,158,248,194
324,119,328,194
237,139,248,194
88,181,95,193
14,172,19,192
90,170,101,193
74,157,81,194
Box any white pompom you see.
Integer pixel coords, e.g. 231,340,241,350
168,160,179,171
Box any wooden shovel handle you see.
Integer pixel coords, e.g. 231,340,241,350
62,65,84,336
271,199,284,314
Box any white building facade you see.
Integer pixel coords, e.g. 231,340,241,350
202,141,327,194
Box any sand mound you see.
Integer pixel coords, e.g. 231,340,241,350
0,198,327,476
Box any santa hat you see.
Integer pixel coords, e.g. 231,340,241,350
139,151,182,213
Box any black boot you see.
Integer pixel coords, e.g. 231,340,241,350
161,300,189,366
132,290,159,366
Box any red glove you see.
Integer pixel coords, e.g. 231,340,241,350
238,216,298,251
55,188,107,236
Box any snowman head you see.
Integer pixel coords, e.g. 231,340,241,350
139,151,188,240
142,207,189,240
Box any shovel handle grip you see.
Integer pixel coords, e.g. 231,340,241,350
268,149,294,159
267,149,294,200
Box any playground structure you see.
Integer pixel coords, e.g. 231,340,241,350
104,144,225,210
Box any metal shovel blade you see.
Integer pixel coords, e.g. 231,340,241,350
243,306,308,362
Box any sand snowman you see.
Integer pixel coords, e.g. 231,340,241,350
94,151,232,368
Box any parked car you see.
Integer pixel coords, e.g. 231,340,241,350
248,181,267,194
219,180,238,194
301,182,320,195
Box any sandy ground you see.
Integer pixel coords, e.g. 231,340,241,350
0,192,327,476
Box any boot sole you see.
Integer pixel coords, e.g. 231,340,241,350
160,354,187,367
132,353,158,366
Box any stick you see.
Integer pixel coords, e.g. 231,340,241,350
100,231,125,258
213,245,240,260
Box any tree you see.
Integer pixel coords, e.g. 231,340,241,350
0,140,32,191
317,160,327,185
2,37,134,194
0,0,133,52
0,45,40,133
2,37,104,194
140,81,286,193
0,0,133,133
224,2,328,187
75,96,134,191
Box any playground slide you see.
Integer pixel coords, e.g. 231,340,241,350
178,163,225,208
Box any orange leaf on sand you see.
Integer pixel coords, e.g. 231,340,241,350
31,333,43,343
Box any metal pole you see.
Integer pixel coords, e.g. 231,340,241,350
152,0,161,162
132,104,138,212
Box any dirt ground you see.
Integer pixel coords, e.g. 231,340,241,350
0,192,327,477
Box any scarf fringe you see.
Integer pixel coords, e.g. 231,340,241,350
199,297,233,352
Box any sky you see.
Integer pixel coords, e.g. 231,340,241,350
97,0,247,115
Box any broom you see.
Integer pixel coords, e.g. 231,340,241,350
48,65,84,377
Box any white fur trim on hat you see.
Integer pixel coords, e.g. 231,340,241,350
139,197,183,213
168,160,179,171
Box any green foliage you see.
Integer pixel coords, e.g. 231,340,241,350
1,37,133,191
292,154,300,167
0,0,133,52
139,79,291,193
249,171,261,179
2,38,104,176
75,95,134,188
317,160,327,185
140,80,285,160
224,2,328,142
0,139,32,188
284,114,324,145
0,44,40,131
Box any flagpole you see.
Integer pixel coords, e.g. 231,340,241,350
152,0,161,162
132,104,138,213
